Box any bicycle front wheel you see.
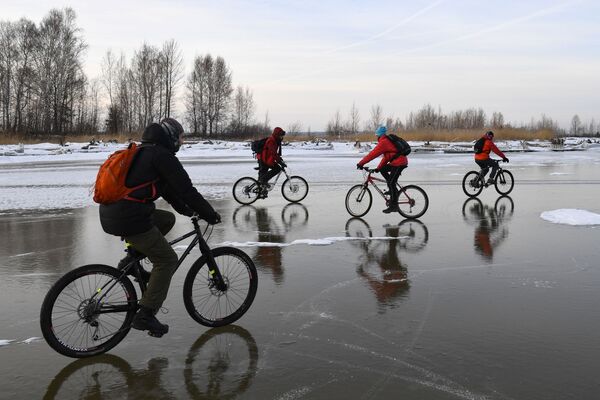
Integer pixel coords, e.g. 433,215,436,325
232,177,260,205
183,247,258,327
281,176,309,203
345,185,372,217
462,171,484,197
397,185,429,219
495,170,514,195
40,264,138,358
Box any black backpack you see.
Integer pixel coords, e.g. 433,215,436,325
251,137,268,158
474,137,485,154
387,134,411,157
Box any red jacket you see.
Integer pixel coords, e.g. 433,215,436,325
358,136,408,169
475,137,506,161
258,134,282,167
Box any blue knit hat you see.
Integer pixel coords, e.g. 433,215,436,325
375,126,387,137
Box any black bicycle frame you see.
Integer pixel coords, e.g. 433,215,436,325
478,160,505,182
94,216,225,309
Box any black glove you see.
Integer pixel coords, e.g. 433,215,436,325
181,206,194,217
502,157,509,163
356,164,363,170
205,211,221,225
279,161,287,168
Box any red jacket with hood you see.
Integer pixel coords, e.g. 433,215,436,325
358,135,408,169
259,128,285,167
475,136,506,161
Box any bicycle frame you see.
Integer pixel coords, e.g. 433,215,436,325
262,168,290,191
477,160,506,184
94,216,225,311
361,169,406,201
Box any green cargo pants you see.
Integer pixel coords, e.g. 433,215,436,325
124,209,177,310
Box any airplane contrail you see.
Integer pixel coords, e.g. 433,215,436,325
320,0,445,55
258,0,582,87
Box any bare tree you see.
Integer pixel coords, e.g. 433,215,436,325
131,43,160,127
185,54,212,134
159,39,183,118
101,50,117,107
368,104,383,131
326,109,343,138
570,114,581,136
490,112,504,129
230,85,254,133
0,21,17,131
347,102,360,135
208,56,232,134
287,121,303,135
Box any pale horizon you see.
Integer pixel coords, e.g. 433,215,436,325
2,0,598,132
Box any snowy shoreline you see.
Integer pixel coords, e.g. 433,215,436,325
1,137,598,165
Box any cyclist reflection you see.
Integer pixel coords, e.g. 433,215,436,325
44,325,258,400
462,196,514,261
345,218,429,310
232,204,308,284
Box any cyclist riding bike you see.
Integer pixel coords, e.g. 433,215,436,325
99,118,221,337
475,131,509,186
356,126,408,213
256,127,287,198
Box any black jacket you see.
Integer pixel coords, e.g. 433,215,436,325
99,123,217,236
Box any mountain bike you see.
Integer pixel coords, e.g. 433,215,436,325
462,159,514,197
40,215,258,358
232,166,308,205
345,167,429,219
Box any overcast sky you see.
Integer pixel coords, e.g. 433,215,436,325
2,0,598,131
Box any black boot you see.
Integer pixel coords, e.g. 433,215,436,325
382,204,399,214
132,306,169,337
117,253,151,283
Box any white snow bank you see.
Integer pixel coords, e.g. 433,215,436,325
540,209,600,225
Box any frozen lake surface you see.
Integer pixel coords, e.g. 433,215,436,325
1,145,600,399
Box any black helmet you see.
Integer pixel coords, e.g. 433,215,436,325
160,118,184,152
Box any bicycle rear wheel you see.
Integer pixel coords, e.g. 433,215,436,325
281,176,309,203
232,177,260,205
462,171,484,197
345,184,372,217
40,264,138,358
396,185,429,219
494,170,514,195
183,247,258,327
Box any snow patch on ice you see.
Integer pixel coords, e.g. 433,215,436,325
21,337,42,344
0,339,15,346
218,236,407,248
540,209,600,225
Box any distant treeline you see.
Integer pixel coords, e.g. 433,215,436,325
325,103,598,139
0,8,597,142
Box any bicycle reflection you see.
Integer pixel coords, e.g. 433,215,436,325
232,204,309,285
345,218,429,311
462,196,514,261
43,325,258,400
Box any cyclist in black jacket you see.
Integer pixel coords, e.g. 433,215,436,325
99,118,220,337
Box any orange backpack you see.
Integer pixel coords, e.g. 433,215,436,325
93,143,156,204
